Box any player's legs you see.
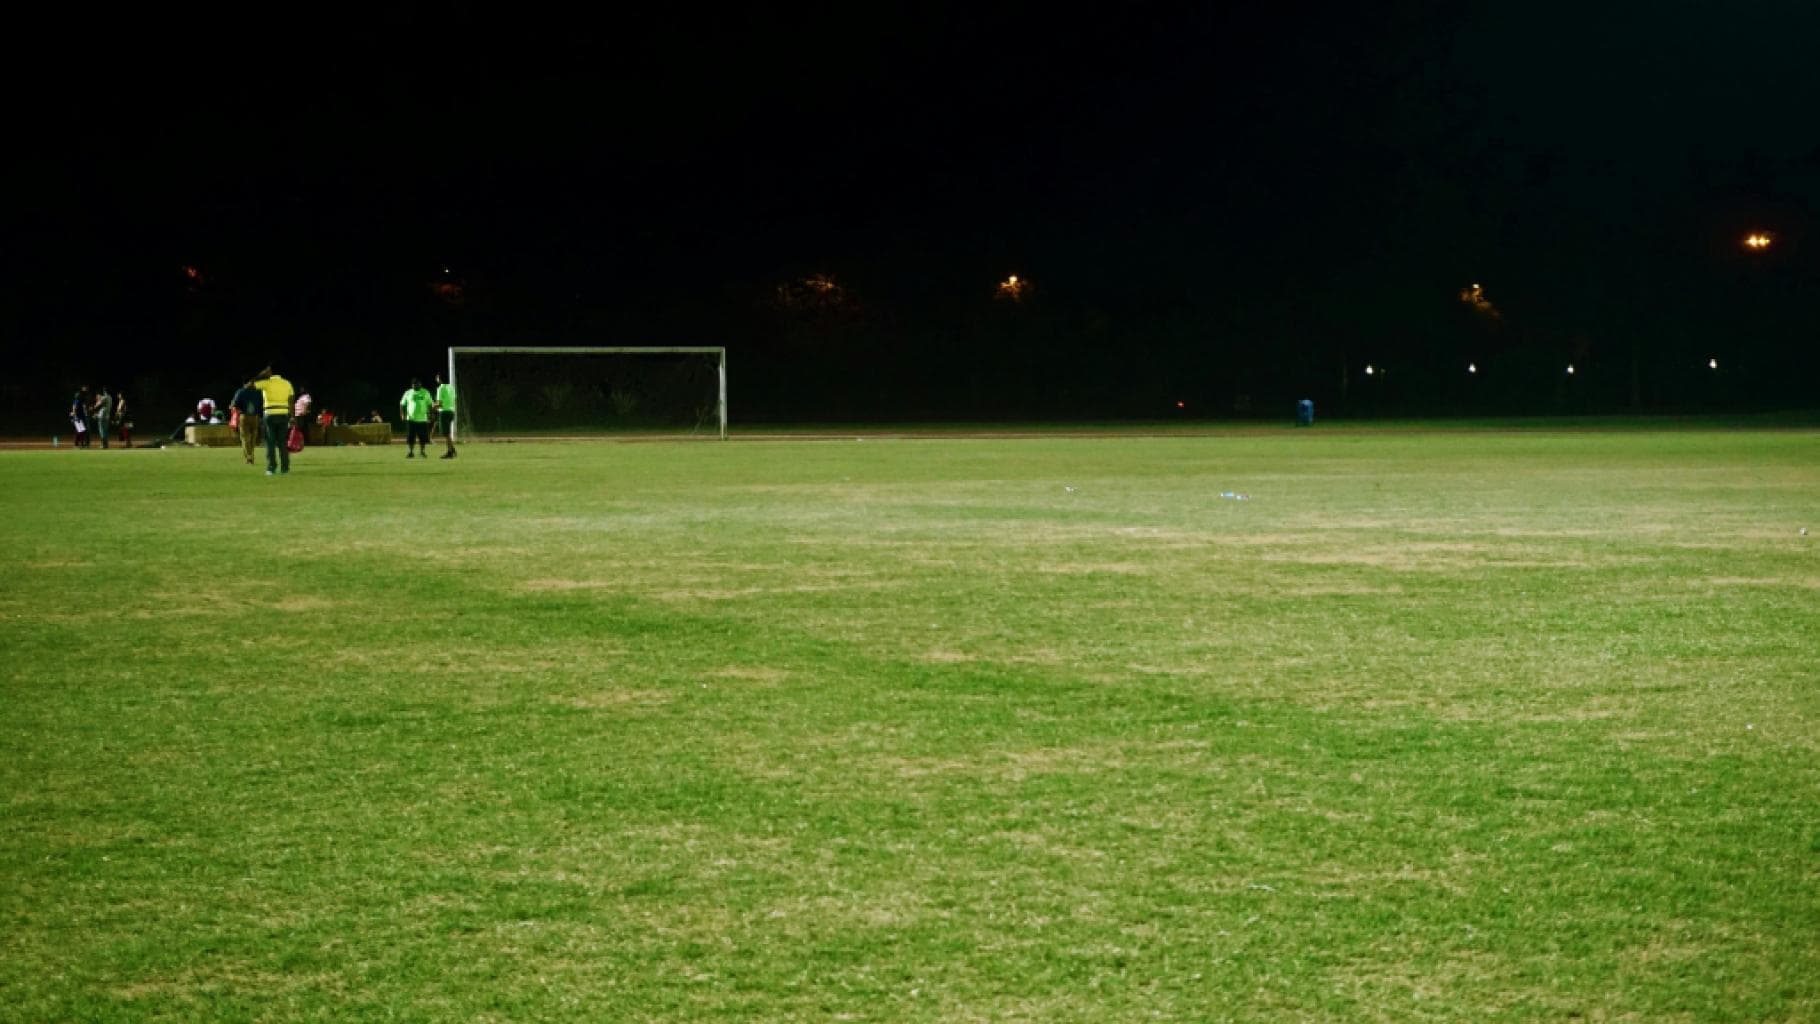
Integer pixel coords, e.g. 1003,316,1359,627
263,414,289,474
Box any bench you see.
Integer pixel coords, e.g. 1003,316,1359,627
183,424,239,447
182,422,394,447
321,422,394,445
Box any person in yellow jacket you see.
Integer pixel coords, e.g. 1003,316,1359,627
253,367,296,476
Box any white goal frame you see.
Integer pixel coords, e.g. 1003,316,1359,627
446,346,728,441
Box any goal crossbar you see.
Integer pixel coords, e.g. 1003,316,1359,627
446,346,728,441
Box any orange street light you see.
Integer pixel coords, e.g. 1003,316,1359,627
1459,282,1500,319
1744,232,1773,250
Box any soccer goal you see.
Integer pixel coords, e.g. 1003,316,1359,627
447,347,728,441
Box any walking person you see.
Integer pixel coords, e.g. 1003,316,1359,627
91,386,112,449
433,372,457,458
229,379,264,466
253,367,295,476
399,378,433,459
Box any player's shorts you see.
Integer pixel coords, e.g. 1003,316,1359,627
439,410,455,434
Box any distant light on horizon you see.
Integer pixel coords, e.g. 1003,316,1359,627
1468,362,1477,374
774,273,849,312
1459,282,1500,319
1744,232,1773,250
1709,357,1719,369
995,274,1027,302
1566,364,1575,375
1364,364,1375,376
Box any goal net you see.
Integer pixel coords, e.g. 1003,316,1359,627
447,347,727,441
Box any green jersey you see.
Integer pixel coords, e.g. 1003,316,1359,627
435,382,456,412
400,387,433,423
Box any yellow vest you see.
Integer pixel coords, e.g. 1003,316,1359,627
256,376,295,417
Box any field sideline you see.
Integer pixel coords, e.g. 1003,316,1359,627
3,426,1817,1021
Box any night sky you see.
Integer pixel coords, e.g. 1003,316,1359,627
7,2,1819,425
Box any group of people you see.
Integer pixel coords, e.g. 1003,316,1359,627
68,385,130,448
223,368,456,473
223,367,302,475
67,369,458,469
400,372,457,459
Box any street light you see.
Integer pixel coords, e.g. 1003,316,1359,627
1744,232,1773,251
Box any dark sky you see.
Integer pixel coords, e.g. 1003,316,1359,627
7,2,1819,414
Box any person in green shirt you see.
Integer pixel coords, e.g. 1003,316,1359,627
399,378,433,459
432,372,457,459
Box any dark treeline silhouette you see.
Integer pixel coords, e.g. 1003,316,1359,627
7,220,1815,437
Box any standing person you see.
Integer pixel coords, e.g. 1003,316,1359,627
229,379,264,466
432,372,457,458
253,367,295,476
70,386,91,447
91,386,113,448
293,388,315,444
114,390,132,448
399,378,433,458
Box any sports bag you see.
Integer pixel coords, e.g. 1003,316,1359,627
286,423,305,453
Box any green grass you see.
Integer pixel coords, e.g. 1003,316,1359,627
3,427,1818,1022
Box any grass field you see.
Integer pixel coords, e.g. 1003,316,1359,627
3,427,1818,1022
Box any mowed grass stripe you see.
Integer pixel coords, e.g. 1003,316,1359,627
2,431,1817,1022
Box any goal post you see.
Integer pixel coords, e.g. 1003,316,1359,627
446,346,728,441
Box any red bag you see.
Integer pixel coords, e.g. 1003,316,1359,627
286,423,305,453
229,407,240,430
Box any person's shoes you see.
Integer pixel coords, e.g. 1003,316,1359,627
281,468,289,474
407,451,415,458
265,469,274,476
441,450,454,459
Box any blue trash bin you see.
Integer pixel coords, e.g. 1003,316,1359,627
1295,399,1314,427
